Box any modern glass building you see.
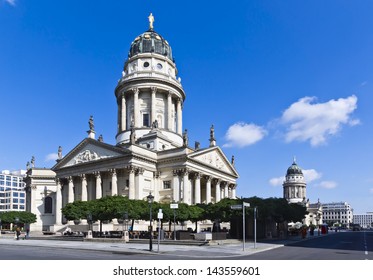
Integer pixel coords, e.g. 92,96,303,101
0,170,26,212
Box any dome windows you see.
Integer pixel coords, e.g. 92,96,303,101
143,61,150,68
156,63,163,70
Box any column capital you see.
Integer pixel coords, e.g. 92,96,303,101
135,167,144,175
153,171,161,178
80,174,87,180
93,171,101,178
213,178,221,185
193,172,201,180
109,169,117,176
126,165,136,173
173,169,180,177
151,86,157,94
205,175,212,182
132,87,139,95
68,176,73,183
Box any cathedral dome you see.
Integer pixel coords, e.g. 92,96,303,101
128,29,173,61
286,161,303,176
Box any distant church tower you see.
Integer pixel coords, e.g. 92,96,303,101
283,158,307,204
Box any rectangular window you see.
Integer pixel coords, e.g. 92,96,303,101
143,113,150,127
13,205,18,209
20,199,25,204
163,181,171,189
20,193,25,197
13,192,19,197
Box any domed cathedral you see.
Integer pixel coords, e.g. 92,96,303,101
25,14,239,232
283,157,307,204
282,158,323,226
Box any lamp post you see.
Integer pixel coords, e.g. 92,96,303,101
123,212,129,231
14,217,19,240
0,218,2,237
147,192,154,251
87,213,93,239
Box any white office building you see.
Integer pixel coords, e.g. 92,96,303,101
322,202,353,227
0,170,26,212
353,212,373,229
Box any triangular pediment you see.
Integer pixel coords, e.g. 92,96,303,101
53,138,127,170
188,146,238,177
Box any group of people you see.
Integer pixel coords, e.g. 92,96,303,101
15,227,29,240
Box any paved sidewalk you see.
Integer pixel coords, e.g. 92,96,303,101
0,233,324,258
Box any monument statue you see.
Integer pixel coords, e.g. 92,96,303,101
58,146,62,159
88,115,94,131
148,13,154,29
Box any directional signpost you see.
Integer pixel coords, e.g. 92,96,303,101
170,203,178,241
231,202,250,251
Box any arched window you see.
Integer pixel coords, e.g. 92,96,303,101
44,196,53,214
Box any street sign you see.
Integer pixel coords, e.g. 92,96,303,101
243,202,250,207
230,204,243,210
157,209,163,219
170,203,178,209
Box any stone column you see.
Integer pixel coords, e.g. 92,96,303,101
153,172,161,202
224,183,229,198
215,179,221,203
172,170,180,202
94,172,102,199
67,177,74,225
135,168,144,200
194,173,201,204
68,176,74,203
167,91,173,131
110,169,118,196
176,98,182,135
205,176,212,204
151,87,157,125
81,174,88,201
182,169,191,205
231,185,237,198
128,167,135,200
133,88,140,127
55,179,63,225
121,93,126,131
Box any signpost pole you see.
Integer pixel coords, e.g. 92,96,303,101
254,207,257,249
243,202,245,251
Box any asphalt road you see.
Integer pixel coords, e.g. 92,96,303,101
243,231,372,260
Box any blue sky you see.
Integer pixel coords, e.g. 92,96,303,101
1,0,372,213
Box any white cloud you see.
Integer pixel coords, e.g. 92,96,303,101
303,169,322,183
315,181,337,189
269,176,285,187
45,153,58,162
5,0,16,6
280,95,359,146
223,122,267,148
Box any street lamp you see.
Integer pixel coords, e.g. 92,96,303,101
14,217,20,240
87,213,93,231
147,192,154,251
123,212,129,231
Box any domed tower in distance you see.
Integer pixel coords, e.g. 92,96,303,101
115,13,186,150
283,157,307,204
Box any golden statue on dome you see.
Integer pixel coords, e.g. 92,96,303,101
148,13,154,29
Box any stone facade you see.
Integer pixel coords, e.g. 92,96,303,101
24,15,239,233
